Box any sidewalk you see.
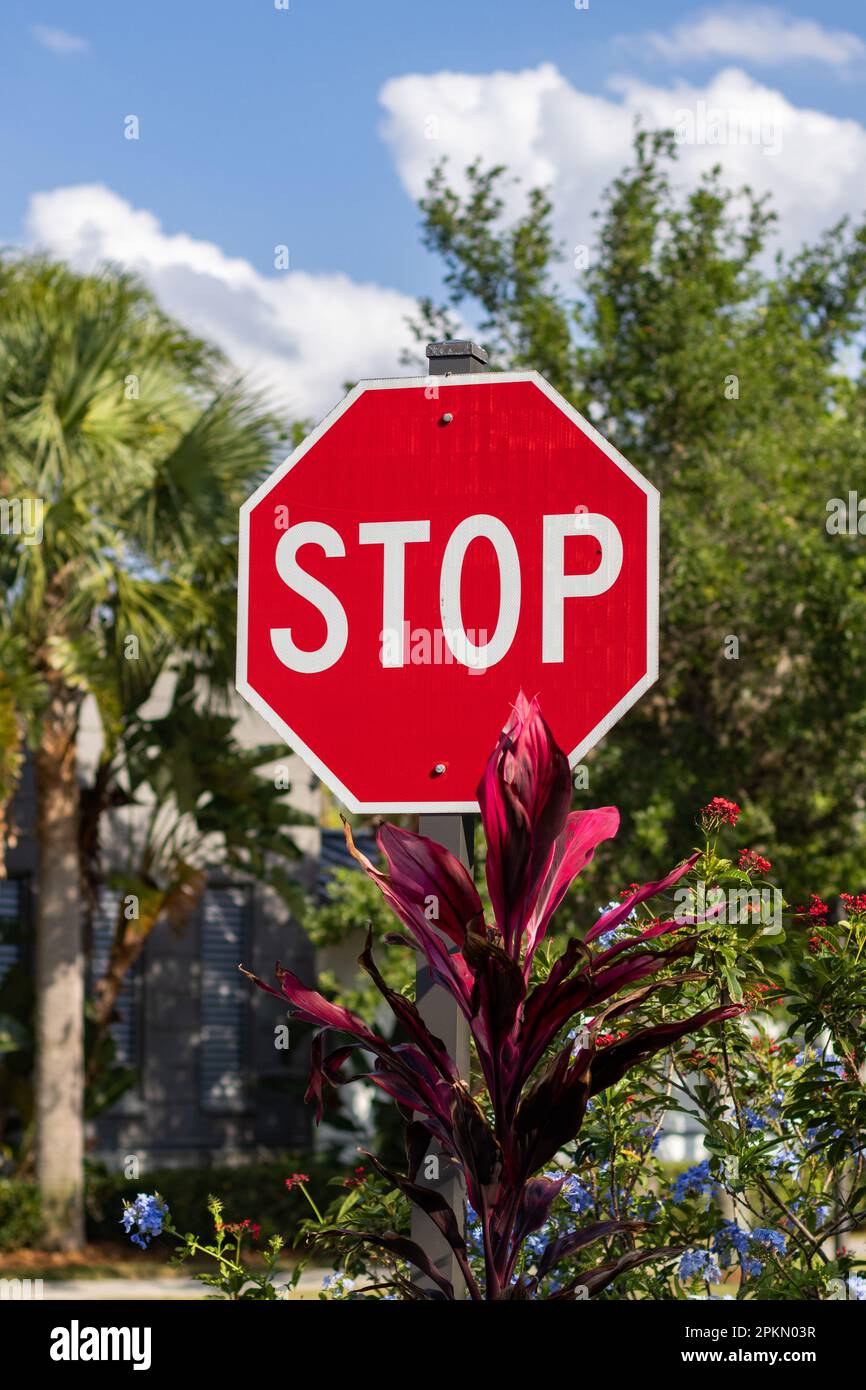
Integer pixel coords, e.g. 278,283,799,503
31,1270,327,1300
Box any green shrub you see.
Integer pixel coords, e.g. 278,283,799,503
85,1154,344,1248
0,1178,43,1251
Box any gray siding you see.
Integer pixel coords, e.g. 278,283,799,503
4,691,323,1168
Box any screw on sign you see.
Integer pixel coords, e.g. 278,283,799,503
236,340,659,1295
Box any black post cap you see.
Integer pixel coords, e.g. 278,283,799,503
426,340,489,374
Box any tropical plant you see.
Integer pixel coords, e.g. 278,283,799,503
244,694,744,1300
0,253,281,1245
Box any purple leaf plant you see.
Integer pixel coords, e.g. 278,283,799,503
243,693,743,1300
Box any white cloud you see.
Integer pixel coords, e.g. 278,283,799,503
32,24,89,55
641,6,865,69
26,185,418,420
380,63,866,259
24,61,866,418
380,65,563,204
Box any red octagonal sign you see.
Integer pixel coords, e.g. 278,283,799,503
237,373,658,812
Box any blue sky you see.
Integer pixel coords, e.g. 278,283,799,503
2,1,866,417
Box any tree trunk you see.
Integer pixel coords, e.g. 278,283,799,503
34,696,85,1250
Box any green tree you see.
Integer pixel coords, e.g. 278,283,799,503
406,132,866,907
0,255,287,1247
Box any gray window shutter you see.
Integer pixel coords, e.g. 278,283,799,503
0,879,22,983
200,887,249,1111
90,887,140,1069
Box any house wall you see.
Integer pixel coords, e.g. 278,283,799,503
3,684,324,1169
91,877,317,1168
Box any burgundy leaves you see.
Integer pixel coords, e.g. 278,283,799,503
240,958,454,1136
479,692,618,962
244,692,746,1299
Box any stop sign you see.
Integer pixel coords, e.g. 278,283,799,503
237,372,658,811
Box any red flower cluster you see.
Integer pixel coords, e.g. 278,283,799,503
808,934,835,955
796,894,829,921
700,797,741,829
214,1217,261,1241
285,1172,310,1192
341,1165,367,1189
745,982,781,1011
738,848,771,875
596,1029,628,1047
618,882,641,900
840,892,866,916
684,1048,718,1069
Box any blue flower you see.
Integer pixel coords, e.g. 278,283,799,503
464,1202,485,1256
767,1147,798,1177
712,1221,784,1277
636,1122,662,1154
593,899,638,951
751,1227,787,1255
743,1106,767,1132
767,1088,784,1117
712,1219,751,1264
322,1272,356,1297
847,1274,866,1301
523,1231,549,1259
678,1249,722,1283
671,1161,718,1204
120,1192,168,1248
562,1175,594,1216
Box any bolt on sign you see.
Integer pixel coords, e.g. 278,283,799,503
237,371,659,810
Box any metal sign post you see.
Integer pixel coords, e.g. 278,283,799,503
409,343,487,1297
413,811,473,1296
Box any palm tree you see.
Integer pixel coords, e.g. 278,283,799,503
0,254,281,1247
